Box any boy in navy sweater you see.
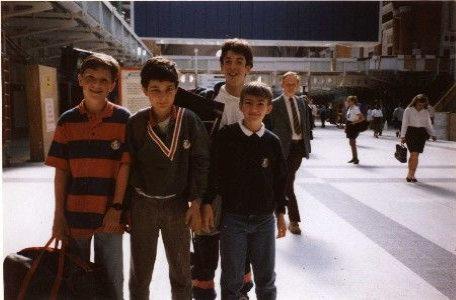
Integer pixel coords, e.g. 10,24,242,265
203,82,287,300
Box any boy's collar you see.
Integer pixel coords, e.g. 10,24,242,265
78,99,114,118
149,105,178,127
238,120,265,137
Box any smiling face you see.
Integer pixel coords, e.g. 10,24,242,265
240,94,272,130
220,50,251,88
143,80,177,119
78,67,116,103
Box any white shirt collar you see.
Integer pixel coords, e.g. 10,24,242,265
238,120,266,137
284,94,295,101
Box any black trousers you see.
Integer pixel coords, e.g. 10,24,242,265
286,142,304,223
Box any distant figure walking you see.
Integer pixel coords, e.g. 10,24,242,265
400,94,436,182
344,96,365,164
392,104,405,138
371,105,384,138
319,105,328,128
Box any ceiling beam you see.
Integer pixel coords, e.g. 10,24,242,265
10,19,79,39
2,2,53,19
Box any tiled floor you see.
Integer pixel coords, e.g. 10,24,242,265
3,125,456,299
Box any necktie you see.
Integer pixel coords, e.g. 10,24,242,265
289,97,302,135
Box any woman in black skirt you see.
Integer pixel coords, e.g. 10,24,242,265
345,95,365,164
400,94,436,182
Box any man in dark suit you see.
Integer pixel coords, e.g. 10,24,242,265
265,72,311,235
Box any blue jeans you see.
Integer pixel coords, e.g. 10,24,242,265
220,213,276,300
72,232,124,299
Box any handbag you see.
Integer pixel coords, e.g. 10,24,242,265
3,237,110,300
395,144,408,163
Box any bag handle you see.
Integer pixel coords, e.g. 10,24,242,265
18,236,66,300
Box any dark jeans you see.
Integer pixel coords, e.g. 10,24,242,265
73,233,124,299
129,192,191,300
286,142,304,223
220,213,276,300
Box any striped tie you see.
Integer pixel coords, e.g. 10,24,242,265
289,97,302,135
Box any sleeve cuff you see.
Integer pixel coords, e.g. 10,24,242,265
45,156,69,171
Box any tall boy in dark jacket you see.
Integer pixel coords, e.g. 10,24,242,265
203,82,287,300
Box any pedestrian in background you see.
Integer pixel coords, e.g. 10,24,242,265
371,104,384,138
319,104,328,128
392,104,405,138
400,94,436,182
266,72,312,235
344,95,365,164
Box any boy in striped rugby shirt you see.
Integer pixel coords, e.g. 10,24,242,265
45,53,130,299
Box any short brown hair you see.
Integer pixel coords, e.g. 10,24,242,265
240,82,273,104
408,94,429,109
140,56,179,88
79,53,120,81
282,71,301,82
346,95,358,105
220,39,253,68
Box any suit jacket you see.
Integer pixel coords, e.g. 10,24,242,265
265,94,311,159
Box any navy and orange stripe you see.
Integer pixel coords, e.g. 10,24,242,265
45,101,130,237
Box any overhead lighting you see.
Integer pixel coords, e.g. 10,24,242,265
137,47,141,57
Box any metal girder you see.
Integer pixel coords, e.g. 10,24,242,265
4,17,78,29
10,19,79,39
2,2,53,19
29,37,93,51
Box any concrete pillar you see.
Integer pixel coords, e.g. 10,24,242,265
392,9,401,55
398,6,413,55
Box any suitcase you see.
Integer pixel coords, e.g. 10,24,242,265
3,237,110,300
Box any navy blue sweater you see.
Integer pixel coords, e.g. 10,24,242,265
204,123,287,215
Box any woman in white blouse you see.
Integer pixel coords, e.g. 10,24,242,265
345,95,365,164
400,94,436,182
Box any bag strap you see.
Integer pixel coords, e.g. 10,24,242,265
18,237,66,300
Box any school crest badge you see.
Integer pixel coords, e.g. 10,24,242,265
261,158,269,168
183,139,191,149
111,139,121,150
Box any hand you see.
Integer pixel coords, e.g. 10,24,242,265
276,213,286,239
52,213,69,241
102,208,122,231
185,201,202,231
121,210,132,233
400,137,406,144
432,136,436,142
202,204,214,233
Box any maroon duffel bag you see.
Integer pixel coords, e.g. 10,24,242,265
3,237,110,299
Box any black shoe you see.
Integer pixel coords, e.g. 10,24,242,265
348,159,355,163
192,287,216,300
288,222,302,235
406,177,412,182
352,159,359,164
239,281,254,300
411,178,418,182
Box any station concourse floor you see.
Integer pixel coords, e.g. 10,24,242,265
3,124,456,299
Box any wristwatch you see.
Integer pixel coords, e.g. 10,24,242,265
108,203,124,211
